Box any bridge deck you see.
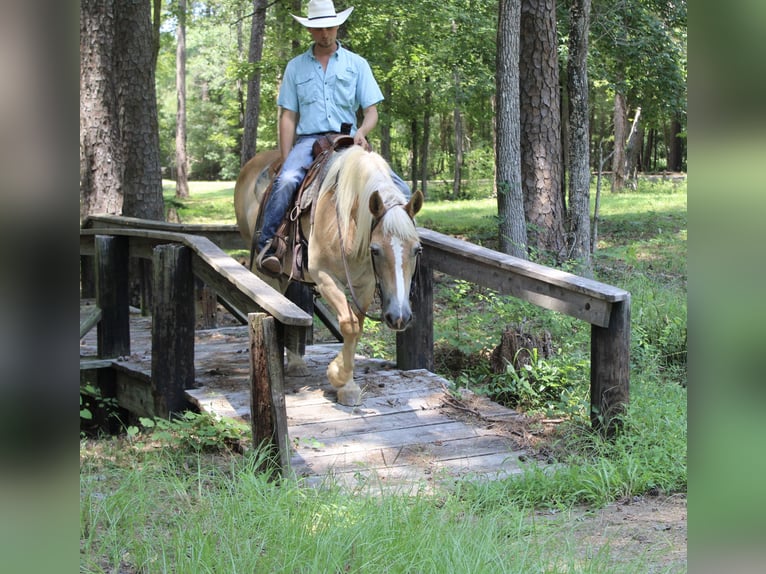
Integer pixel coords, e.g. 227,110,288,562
81,308,527,493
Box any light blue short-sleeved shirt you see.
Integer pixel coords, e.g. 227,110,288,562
277,42,384,136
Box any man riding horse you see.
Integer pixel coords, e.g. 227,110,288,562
255,0,410,276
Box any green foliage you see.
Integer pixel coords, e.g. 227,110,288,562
126,411,248,453
461,348,591,418
80,383,119,426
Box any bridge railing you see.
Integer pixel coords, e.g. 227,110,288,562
398,228,630,435
82,215,629,435
80,218,311,461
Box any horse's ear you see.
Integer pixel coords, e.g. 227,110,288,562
369,190,387,219
406,189,424,218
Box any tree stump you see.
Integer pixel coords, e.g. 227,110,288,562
490,324,553,373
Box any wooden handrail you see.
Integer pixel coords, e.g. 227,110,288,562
83,214,243,250
80,227,311,327
417,227,628,327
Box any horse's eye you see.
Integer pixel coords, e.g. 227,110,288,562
370,244,382,257
413,244,423,256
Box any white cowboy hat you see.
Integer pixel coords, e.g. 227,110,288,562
291,0,354,28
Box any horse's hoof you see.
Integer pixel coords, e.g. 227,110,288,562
286,364,310,377
337,385,362,407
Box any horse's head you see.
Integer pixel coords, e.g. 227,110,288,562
368,189,424,331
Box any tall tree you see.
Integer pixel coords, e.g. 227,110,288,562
175,0,189,198
519,0,564,259
566,0,592,272
115,0,164,220
495,0,527,258
241,0,268,165
80,0,123,222
81,0,163,222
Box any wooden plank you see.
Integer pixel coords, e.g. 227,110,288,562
115,368,156,418
291,436,524,476
80,305,102,339
418,227,628,327
80,359,112,371
83,215,244,250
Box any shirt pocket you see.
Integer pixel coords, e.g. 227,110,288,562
334,67,358,106
296,76,319,107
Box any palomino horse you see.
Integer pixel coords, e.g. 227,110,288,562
234,145,424,406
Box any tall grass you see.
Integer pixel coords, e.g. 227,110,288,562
81,436,680,573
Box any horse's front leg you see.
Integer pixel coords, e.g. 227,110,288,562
314,272,366,406
328,307,366,406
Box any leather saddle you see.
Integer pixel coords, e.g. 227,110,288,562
253,133,356,279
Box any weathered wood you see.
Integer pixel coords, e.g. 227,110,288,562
418,227,627,327
396,259,434,370
195,277,217,329
95,235,130,358
83,214,244,250
249,313,290,471
115,368,156,418
591,296,631,436
151,243,195,416
313,297,342,341
286,282,314,349
80,228,313,328
80,305,102,339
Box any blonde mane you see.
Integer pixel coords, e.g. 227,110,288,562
318,146,417,258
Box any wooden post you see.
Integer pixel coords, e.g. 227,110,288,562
93,235,130,433
396,260,434,371
151,243,195,416
249,312,290,473
195,277,217,329
286,282,314,348
95,235,130,358
590,296,631,436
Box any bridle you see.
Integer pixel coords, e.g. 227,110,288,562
334,198,420,323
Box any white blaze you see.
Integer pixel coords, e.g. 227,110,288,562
391,236,407,312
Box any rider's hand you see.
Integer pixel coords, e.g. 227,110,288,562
354,133,370,151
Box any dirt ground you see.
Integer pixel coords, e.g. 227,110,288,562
442,390,687,571
544,492,687,572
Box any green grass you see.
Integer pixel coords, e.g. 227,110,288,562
81,428,682,573
82,175,687,572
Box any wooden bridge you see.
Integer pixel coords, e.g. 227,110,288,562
80,215,629,485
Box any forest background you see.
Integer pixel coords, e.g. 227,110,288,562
156,0,686,189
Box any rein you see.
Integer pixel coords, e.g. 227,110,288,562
334,194,385,322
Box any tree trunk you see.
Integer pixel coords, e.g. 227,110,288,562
452,68,464,200
115,0,164,221
420,83,431,198
241,0,268,165
644,128,655,172
80,0,124,222
380,80,392,161
625,107,642,188
611,90,627,192
520,0,565,259
175,0,189,198
495,0,527,259
668,116,684,172
410,118,419,196
565,0,592,274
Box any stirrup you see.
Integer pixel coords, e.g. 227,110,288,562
255,241,282,277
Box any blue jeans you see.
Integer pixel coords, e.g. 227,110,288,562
257,135,412,252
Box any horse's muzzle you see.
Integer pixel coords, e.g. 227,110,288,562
384,307,412,331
